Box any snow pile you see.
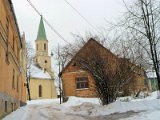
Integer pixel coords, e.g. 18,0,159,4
143,91,159,100
30,64,51,79
69,102,99,115
27,99,60,105
61,92,160,117
117,91,159,102
62,96,100,107
90,99,160,116
146,70,157,78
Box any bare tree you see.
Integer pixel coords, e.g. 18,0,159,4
109,35,150,70
119,0,160,90
26,41,34,100
57,30,144,104
73,40,139,105
54,44,75,71
54,32,109,71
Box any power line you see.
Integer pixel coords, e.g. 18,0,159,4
42,17,72,45
26,0,72,45
63,0,101,34
27,0,41,16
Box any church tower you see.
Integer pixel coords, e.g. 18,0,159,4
29,16,57,100
35,16,51,73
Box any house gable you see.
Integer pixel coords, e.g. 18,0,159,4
60,38,120,97
60,38,118,75
60,38,147,97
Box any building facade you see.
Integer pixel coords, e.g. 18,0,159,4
60,39,146,98
0,0,27,117
29,16,57,100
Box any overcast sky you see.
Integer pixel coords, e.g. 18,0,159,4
12,0,127,47
12,0,127,74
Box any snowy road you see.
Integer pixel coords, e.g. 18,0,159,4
4,103,142,120
3,93,160,120
85,111,142,120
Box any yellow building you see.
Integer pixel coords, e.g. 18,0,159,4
29,16,57,100
29,65,57,99
0,0,27,117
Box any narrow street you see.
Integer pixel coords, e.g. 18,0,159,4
4,96,160,120
5,103,142,120
84,111,143,120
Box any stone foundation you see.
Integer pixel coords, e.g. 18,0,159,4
0,92,20,117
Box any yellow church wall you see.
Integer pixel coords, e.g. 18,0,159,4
35,55,51,72
29,78,57,100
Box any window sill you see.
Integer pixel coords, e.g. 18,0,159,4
76,88,89,91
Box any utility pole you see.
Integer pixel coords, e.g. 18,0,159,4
58,44,62,104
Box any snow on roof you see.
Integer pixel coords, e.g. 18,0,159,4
146,70,157,78
30,64,51,79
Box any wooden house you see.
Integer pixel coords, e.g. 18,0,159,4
60,38,147,98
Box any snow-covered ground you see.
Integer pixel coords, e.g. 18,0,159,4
3,91,160,120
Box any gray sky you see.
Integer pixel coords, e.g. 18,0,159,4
12,0,126,47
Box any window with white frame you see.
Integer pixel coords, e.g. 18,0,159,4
76,77,89,89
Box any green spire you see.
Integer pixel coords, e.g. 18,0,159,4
37,16,47,40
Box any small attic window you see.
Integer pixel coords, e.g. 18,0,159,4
72,62,76,66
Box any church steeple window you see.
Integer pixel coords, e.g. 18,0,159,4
44,43,46,51
37,44,38,51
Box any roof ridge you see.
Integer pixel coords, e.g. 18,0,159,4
59,38,117,76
